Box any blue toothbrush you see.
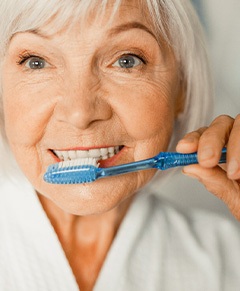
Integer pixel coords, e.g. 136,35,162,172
43,148,227,184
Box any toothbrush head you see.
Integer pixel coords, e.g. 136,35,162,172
43,158,99,184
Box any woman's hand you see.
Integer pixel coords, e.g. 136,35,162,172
176,114,240,220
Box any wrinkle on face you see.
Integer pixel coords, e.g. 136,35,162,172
2,0,182,216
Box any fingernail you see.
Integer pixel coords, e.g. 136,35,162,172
228,159,239,176
199,147,214,161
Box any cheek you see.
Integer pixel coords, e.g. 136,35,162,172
2,77,60,185
2,79,57,146
109,82,175,142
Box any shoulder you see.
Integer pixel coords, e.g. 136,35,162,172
145,193,240,266
126,192,240,287
0,174,36,215
148,193,240,240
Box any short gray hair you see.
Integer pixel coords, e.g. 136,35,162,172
0,0,213,176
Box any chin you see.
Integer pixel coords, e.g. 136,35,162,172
36,171,146,216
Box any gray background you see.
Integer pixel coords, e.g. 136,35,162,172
160,0,240,219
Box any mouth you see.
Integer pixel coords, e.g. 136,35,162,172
51,145,124,164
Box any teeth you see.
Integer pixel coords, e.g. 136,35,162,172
102,154,108,160
90,149,102,158
53,146,121,161
100,148,108,156
109,147,114,154
68,151,77,160
76,151,87,158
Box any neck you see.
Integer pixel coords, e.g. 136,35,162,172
38,193,132,241
37,192,133,291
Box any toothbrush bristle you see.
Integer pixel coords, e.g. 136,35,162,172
44,158,99,184
58,157,99,168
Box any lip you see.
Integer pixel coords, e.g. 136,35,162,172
49,150,62,162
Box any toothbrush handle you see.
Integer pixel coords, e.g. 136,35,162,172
156,147,227,170
98,158,156,178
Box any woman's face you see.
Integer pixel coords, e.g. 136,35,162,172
2,1,182,215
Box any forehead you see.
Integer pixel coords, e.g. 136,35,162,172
14,0,157,48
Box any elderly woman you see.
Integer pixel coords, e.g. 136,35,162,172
1,0,240,290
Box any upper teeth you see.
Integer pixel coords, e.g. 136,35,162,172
53,146,120,161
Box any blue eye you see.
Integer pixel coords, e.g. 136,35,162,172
113,55,143,69
25,57,48,70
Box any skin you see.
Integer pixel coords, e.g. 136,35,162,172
177,115,240,221
2,0,240,290
2,3,181,216
2,1,182,290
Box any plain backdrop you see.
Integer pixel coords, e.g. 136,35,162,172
160,0,240,219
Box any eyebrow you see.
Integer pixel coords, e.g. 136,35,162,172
27,29,51,39
15,21,156,41
107,21,157,40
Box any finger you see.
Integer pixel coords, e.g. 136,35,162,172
226,114,240,180
183,164,240,220
197,115,234,168
176,127,207,153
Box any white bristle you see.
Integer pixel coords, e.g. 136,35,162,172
58,158,99,168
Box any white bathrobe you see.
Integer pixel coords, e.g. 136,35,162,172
1,175,240,291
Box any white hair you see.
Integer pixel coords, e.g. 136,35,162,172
0,0,213,179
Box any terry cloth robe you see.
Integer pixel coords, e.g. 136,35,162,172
1,176,240,291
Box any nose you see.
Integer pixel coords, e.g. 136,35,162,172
55,77,112,130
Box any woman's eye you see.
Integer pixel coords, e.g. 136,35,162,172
112,55,143,69
25,57,48,70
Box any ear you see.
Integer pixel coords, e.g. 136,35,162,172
174,80,186,117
